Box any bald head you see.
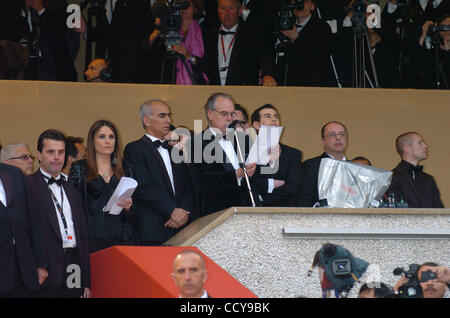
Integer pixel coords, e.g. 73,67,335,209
172,250,208,298
395,132,428,165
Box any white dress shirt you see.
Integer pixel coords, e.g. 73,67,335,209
0,178,7,207
41,169,77,248
209,127,242,186
218,24,239,85
146,134,176,195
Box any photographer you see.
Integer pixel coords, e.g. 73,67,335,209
394,262,449,298
275,0,335,86
145,0,207,84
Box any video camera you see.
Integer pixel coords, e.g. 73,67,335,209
393,264,437,298
153,0,190,50
273,0,305,33
428,23,450,45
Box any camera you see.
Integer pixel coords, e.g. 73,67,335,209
154,0,190,50
332,259,352,276
428,24,450,45
273,0,305,32
351,0,368,27
393,264,437,298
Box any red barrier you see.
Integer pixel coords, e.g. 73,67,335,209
90,246,257,298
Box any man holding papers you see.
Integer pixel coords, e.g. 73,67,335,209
123,100,194,246
192,92,261,216
251,104,303,207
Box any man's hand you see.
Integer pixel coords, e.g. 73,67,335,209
117,197,132,211
81,287,92,298
280,25,299,42
37,267,48,285
435,266,450,284
164,208,189,229
274,180,285,188
269,144,281,162
419,20,434,46
172,44,190,59
236,163,257,179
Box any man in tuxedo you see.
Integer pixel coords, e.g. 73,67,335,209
0,143,34,175
386,132,444,208
196,0,277,86
275,0,334,86
297,121,348,207
0,163,48,297
26,129,91,298
123,99,194,246
251,104,302,207
172,249,210,298
192,92,259,216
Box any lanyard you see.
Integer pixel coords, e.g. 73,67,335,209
220,27,237,66
48,183,69,234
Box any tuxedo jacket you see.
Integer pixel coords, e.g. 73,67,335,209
26,170,90,289
123,136,194,244
196,21,275,86
386,160,444,209
296,152,330,207
191,129,261,216
254,143,302,207
0,164,47,296
277,15,334,87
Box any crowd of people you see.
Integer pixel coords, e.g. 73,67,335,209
0,90,447,298
1,0,449,88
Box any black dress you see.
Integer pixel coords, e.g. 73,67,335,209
86,175,135,253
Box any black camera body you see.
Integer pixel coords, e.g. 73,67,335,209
428,24,450,45
156,0,190,49
274,0,305,32
393,264,437,298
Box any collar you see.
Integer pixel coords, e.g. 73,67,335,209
40,168,62,181
220,24,239,33
208,126,226,138
145,133,165,143
400,160,423,172
326,153,346,161
296,15,312,28
179,290,208,298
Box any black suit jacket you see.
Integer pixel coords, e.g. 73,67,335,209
386,161,444,209
254,143,302,207
296,152,330,207
276,15,334,87
197,21,275,86
26,170,90,290
123,136,194,244
191,129,261,216
0,164,47,296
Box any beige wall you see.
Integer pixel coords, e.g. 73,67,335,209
0,80,448,205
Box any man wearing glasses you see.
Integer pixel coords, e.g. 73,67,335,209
297,121,348,207
192,92,260,216
0,143,35,175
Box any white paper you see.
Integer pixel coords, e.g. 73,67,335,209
246,126,283,165
103,177,138,215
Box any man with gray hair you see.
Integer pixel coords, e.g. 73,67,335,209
0,143,35,175
123,99,194,245
386,132,443,208
192,92,260,216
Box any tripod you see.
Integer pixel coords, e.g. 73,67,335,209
352,14,379,88
160,50,197,84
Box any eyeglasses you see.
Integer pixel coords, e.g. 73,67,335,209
212,109,236,118
8,154,35,161
324,132,346,139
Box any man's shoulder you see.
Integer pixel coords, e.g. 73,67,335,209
303,153,327,165
0,163,21,176
124,137,146,151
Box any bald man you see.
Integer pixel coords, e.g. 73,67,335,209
172,250,209,298
386,132,443,208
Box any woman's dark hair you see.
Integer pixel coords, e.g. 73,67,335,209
86,120,124,182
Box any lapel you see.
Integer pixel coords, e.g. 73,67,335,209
34,170,63,241
62,181,80,235
141,136,176,198
226,23,245,84
0,166,14,207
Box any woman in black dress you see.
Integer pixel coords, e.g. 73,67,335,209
85,120,134,253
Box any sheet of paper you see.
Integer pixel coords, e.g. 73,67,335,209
103,177,138,215
246,126,283,165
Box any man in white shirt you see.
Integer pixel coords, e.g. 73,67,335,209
123,99,194,245
26,129,91,298
192,92,260,216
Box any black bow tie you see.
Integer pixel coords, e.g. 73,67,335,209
153,140,170,149
219,30,236,36
46,177,64,186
